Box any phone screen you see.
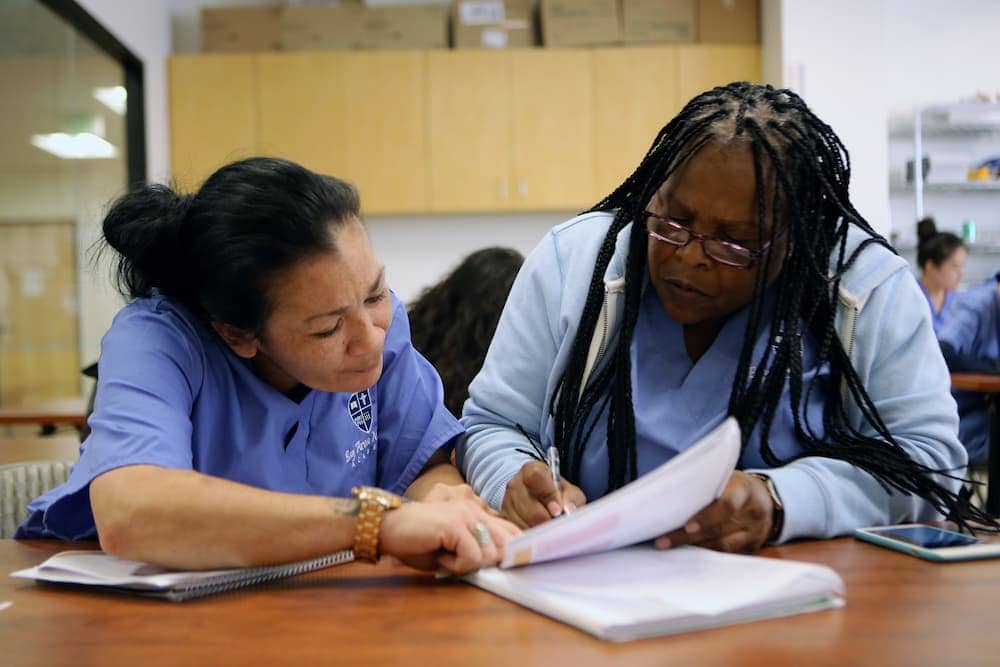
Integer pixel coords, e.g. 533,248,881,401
870,525,979,549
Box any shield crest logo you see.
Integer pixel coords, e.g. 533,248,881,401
348,390,373,433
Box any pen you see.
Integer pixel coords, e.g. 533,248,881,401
545,444,568,517
516,423,570,517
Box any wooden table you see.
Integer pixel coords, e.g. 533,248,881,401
951,372,1000,516
0,397,88,428
1,538,998,667
0,436,80,465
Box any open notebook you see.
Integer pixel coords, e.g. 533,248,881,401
463,418,845,641
11,549,354,601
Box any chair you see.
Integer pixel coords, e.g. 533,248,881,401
0,460,72,538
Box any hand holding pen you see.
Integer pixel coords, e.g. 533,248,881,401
503,424,587,529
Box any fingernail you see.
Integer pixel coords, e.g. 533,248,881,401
547,501,562,517
685,520,699,534
655,536,671,549
564,502,576,514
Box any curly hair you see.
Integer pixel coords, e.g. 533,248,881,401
408,247,524,417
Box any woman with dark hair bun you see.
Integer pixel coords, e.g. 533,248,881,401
408,247,524,418
916,216,966,333
17,157,518,572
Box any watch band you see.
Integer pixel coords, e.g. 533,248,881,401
749,473,785,544
351,486,403,563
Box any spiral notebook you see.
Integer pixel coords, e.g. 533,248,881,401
10,549,354,601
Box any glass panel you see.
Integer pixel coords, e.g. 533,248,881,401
0,0,126,425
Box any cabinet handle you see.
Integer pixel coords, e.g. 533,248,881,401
498,178,508,200
517,178,528,198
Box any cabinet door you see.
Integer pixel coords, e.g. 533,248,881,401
592,46,680,199
676,45,761,105
427,51,511,212
509,49,595,210
256,53,349,182
169,55,258,191
0,223,79,405
341,52,428,214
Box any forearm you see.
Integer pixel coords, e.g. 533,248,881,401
90,465,358,569
404,448,465,500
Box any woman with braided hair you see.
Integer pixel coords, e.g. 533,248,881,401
459,82,991,553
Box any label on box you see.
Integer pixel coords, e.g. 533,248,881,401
481,27,509,48
460,1,506,25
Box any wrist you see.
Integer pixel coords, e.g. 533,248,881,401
748,473,785,544
351,486,404,562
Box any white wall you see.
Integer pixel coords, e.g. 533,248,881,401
771,0,891,234
366,212,565,303
885,0,1000,113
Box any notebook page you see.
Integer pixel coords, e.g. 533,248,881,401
501,418,740,568
10,551,240,589
11,549,354,598
468,545,844,641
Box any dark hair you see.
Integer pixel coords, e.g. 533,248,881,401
551,81,990,528
408,247,524,417
99,157,361,334
916,217,964,270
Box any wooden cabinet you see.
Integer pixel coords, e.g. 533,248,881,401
169,54,258,192
677,45,761,104
427,51,510,212
593,45,760,199
510,50,595,210
592,46,681,198
169,46,761,213
428,49,595,212
0,223,80,406
257,51,427,214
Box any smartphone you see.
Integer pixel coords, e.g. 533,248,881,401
854,523,1000,562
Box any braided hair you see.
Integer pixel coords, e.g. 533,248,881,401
550,81,990,528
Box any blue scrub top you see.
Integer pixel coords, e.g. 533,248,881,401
17,292,461,540
576,284,829,500
919,282,957,334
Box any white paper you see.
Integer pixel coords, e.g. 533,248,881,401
469,545,845,641
481,28,508,49
11,551,242,591
501,418,740,568
459,0,505,25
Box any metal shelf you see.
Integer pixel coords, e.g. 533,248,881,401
890,181,1000,193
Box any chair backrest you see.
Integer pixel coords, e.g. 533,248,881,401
0,460,73,538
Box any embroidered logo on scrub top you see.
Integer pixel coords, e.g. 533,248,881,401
348,389,374,433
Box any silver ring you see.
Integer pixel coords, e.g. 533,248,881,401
471,522,493,548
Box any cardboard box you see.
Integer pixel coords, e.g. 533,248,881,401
282,4,449,51
622,0,695,44
452,0,533,49
697,0,759,44
539,0,620,47
202,6,282,52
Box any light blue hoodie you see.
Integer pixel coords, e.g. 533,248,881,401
459,212,965,542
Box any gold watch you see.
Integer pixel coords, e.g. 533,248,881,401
351,486,404,563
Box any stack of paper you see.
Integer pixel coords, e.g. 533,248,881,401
464,418,845,640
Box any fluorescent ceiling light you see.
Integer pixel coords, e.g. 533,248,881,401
93,86,127,115
30,132,118,159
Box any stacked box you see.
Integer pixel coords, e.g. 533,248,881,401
452,0,533,49
539,0,620,48
622,0,695,44
696,0,759,44
202,6,283,52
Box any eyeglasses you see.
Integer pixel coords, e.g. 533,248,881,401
643,211,771,270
